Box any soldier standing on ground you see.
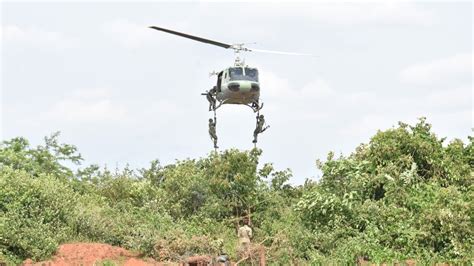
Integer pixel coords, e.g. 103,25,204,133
208,118,218,149
253,114,269,143
237,217,253,260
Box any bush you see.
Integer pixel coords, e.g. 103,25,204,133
1,118,472,264
0,167,77,261
296,118,473,263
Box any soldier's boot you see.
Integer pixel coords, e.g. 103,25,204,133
253,132,258,143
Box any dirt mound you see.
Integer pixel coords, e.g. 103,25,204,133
23,243,161,266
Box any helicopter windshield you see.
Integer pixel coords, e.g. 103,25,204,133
245,68,258,81
229,67,258,81
229,67,243,79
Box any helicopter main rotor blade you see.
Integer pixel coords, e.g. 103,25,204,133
250,48,314,56
149,26,232,49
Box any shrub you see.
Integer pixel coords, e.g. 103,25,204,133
0,167,77,261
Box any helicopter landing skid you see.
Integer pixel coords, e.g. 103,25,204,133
245,102,264,113
203,97,266,150
214,100,224,111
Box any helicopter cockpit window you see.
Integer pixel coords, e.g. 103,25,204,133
244,68,259,81
229,67,243,80
229,67,258,81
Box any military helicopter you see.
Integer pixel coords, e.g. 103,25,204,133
149,26,310,148
149,26,310,112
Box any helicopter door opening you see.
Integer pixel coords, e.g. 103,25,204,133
217,71,223,92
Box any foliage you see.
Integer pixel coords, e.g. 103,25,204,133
0,118,472,264
296,118,473,263
0,132,82,180
0,167,77,261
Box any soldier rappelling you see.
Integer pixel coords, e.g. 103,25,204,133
253,114,270,144
205,87,217,111
208,118,218,149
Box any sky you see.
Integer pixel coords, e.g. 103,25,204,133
1,1,472,184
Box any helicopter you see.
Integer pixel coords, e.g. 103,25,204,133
149,26,310,148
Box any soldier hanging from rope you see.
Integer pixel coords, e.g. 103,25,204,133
205,86,217,111
253,114,270,143
208,118,218,149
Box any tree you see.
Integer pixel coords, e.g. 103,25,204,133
0,132,82,179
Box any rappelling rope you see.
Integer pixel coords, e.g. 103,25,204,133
214,108,218,152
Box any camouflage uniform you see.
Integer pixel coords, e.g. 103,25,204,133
208,118,218,149
206,87,217,111
253,115,269,143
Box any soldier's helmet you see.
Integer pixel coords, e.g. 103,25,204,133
209,118,213,122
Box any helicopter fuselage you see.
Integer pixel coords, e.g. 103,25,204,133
215,66,260,105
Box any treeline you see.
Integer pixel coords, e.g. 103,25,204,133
0,119,472,264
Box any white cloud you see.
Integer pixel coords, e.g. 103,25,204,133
426,86,472,110
44,88,128,122
400,53,473,85
101,3,434,50
248,2,434,26
101,19,192,48
70,88,111,99
262,69,375,106
1,24,75,49
101,20,155,48
300,79,333,98
261,70,334,102
315,3,433,25
260,69,377,122
259,70,292,99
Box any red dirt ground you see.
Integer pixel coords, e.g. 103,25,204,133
22,243,162,266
